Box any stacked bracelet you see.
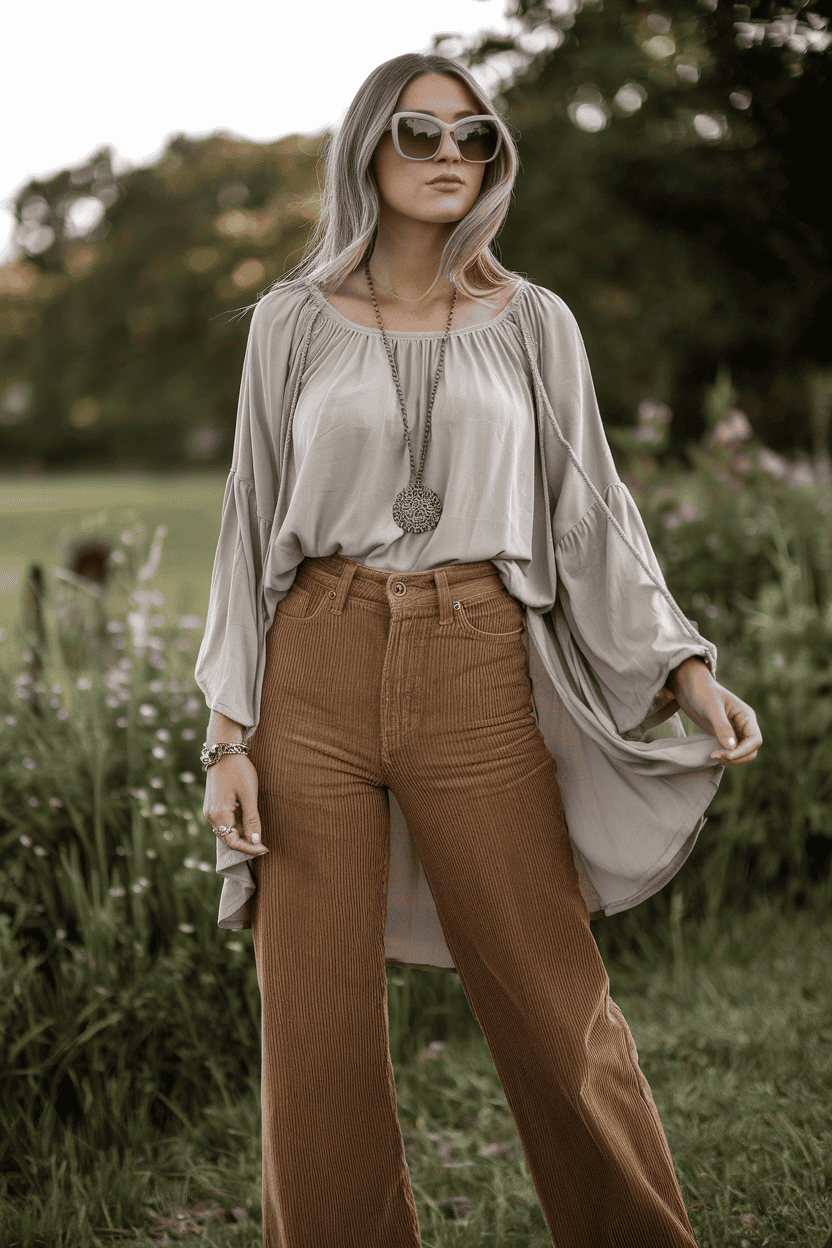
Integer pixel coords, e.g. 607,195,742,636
200,741,250,772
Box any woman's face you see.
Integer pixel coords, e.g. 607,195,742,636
372,73,489,228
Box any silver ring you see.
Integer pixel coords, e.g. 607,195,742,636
213,825,237,838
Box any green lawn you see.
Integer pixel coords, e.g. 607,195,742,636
0,470,228,639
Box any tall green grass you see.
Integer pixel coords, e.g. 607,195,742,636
4,890,831,1246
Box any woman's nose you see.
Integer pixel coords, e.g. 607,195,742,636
434,129,462,162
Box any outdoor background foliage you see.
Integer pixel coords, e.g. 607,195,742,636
1,0,830,470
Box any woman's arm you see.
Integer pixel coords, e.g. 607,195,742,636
206,709,245,745
193,283,313,739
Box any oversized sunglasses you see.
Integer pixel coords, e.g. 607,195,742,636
386,112,503,164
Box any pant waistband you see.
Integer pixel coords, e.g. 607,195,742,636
293,554,513,627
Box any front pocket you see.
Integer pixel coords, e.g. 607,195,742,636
274,582,331,622
455,592,525,640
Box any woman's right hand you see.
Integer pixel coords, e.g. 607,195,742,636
202,754,269,857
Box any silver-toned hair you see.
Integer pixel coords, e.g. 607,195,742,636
246,52,520,309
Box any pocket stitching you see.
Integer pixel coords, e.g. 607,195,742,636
275,585,330,623
455,596,525,640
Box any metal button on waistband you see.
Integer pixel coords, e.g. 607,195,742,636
393,582,407,596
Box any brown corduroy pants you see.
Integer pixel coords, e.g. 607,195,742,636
247,553,699,1248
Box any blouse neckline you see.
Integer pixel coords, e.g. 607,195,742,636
303,277,527,340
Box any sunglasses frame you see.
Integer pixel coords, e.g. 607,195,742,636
386,111,503,164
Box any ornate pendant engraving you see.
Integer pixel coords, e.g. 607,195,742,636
392,483,443,534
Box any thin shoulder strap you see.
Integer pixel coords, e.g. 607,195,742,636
515,310,704,648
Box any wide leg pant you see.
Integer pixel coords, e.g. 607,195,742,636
248,554,699,1248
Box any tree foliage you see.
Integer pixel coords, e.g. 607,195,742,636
0,133,323,470
436,0,832,450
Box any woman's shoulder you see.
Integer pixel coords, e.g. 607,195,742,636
510,280,586,356
247,277,321,340
514,279,578,325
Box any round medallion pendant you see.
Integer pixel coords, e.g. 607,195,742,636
392,483,443,534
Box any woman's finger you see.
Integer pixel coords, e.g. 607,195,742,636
710,701,763,763
231,783,269,856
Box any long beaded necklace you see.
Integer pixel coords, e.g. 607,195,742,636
364,261,457,535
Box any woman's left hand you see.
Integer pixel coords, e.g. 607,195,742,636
670,657,763,766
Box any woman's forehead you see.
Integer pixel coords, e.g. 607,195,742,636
396,73,480,116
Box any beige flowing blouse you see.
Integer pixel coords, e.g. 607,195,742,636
194,276,723,972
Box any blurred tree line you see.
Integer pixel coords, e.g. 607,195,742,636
0,134,323,471
0,0,830,471
443,0,832,452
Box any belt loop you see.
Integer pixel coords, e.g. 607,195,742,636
330,558,358,615
433,567,453,626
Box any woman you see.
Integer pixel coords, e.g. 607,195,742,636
195,52,762,1248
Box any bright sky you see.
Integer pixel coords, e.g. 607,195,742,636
0,0,515,266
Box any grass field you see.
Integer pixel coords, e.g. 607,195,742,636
0,470,228,640
4,890,831,1247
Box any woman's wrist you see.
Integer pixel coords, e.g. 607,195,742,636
666,655,710,699
206,708,245,746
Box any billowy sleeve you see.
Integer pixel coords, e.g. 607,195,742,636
521,284,718,740
193,285,311,741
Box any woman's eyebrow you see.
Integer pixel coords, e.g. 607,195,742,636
413,109,481,119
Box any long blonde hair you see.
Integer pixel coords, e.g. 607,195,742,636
246,52,521,310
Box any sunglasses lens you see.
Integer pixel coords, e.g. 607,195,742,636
396,115,443,159
454,119,500,162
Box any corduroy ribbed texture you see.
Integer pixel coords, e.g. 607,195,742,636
247,553,699,1248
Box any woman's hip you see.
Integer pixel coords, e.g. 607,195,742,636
250,553,538,780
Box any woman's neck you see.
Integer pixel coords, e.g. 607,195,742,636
369,214,455,304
